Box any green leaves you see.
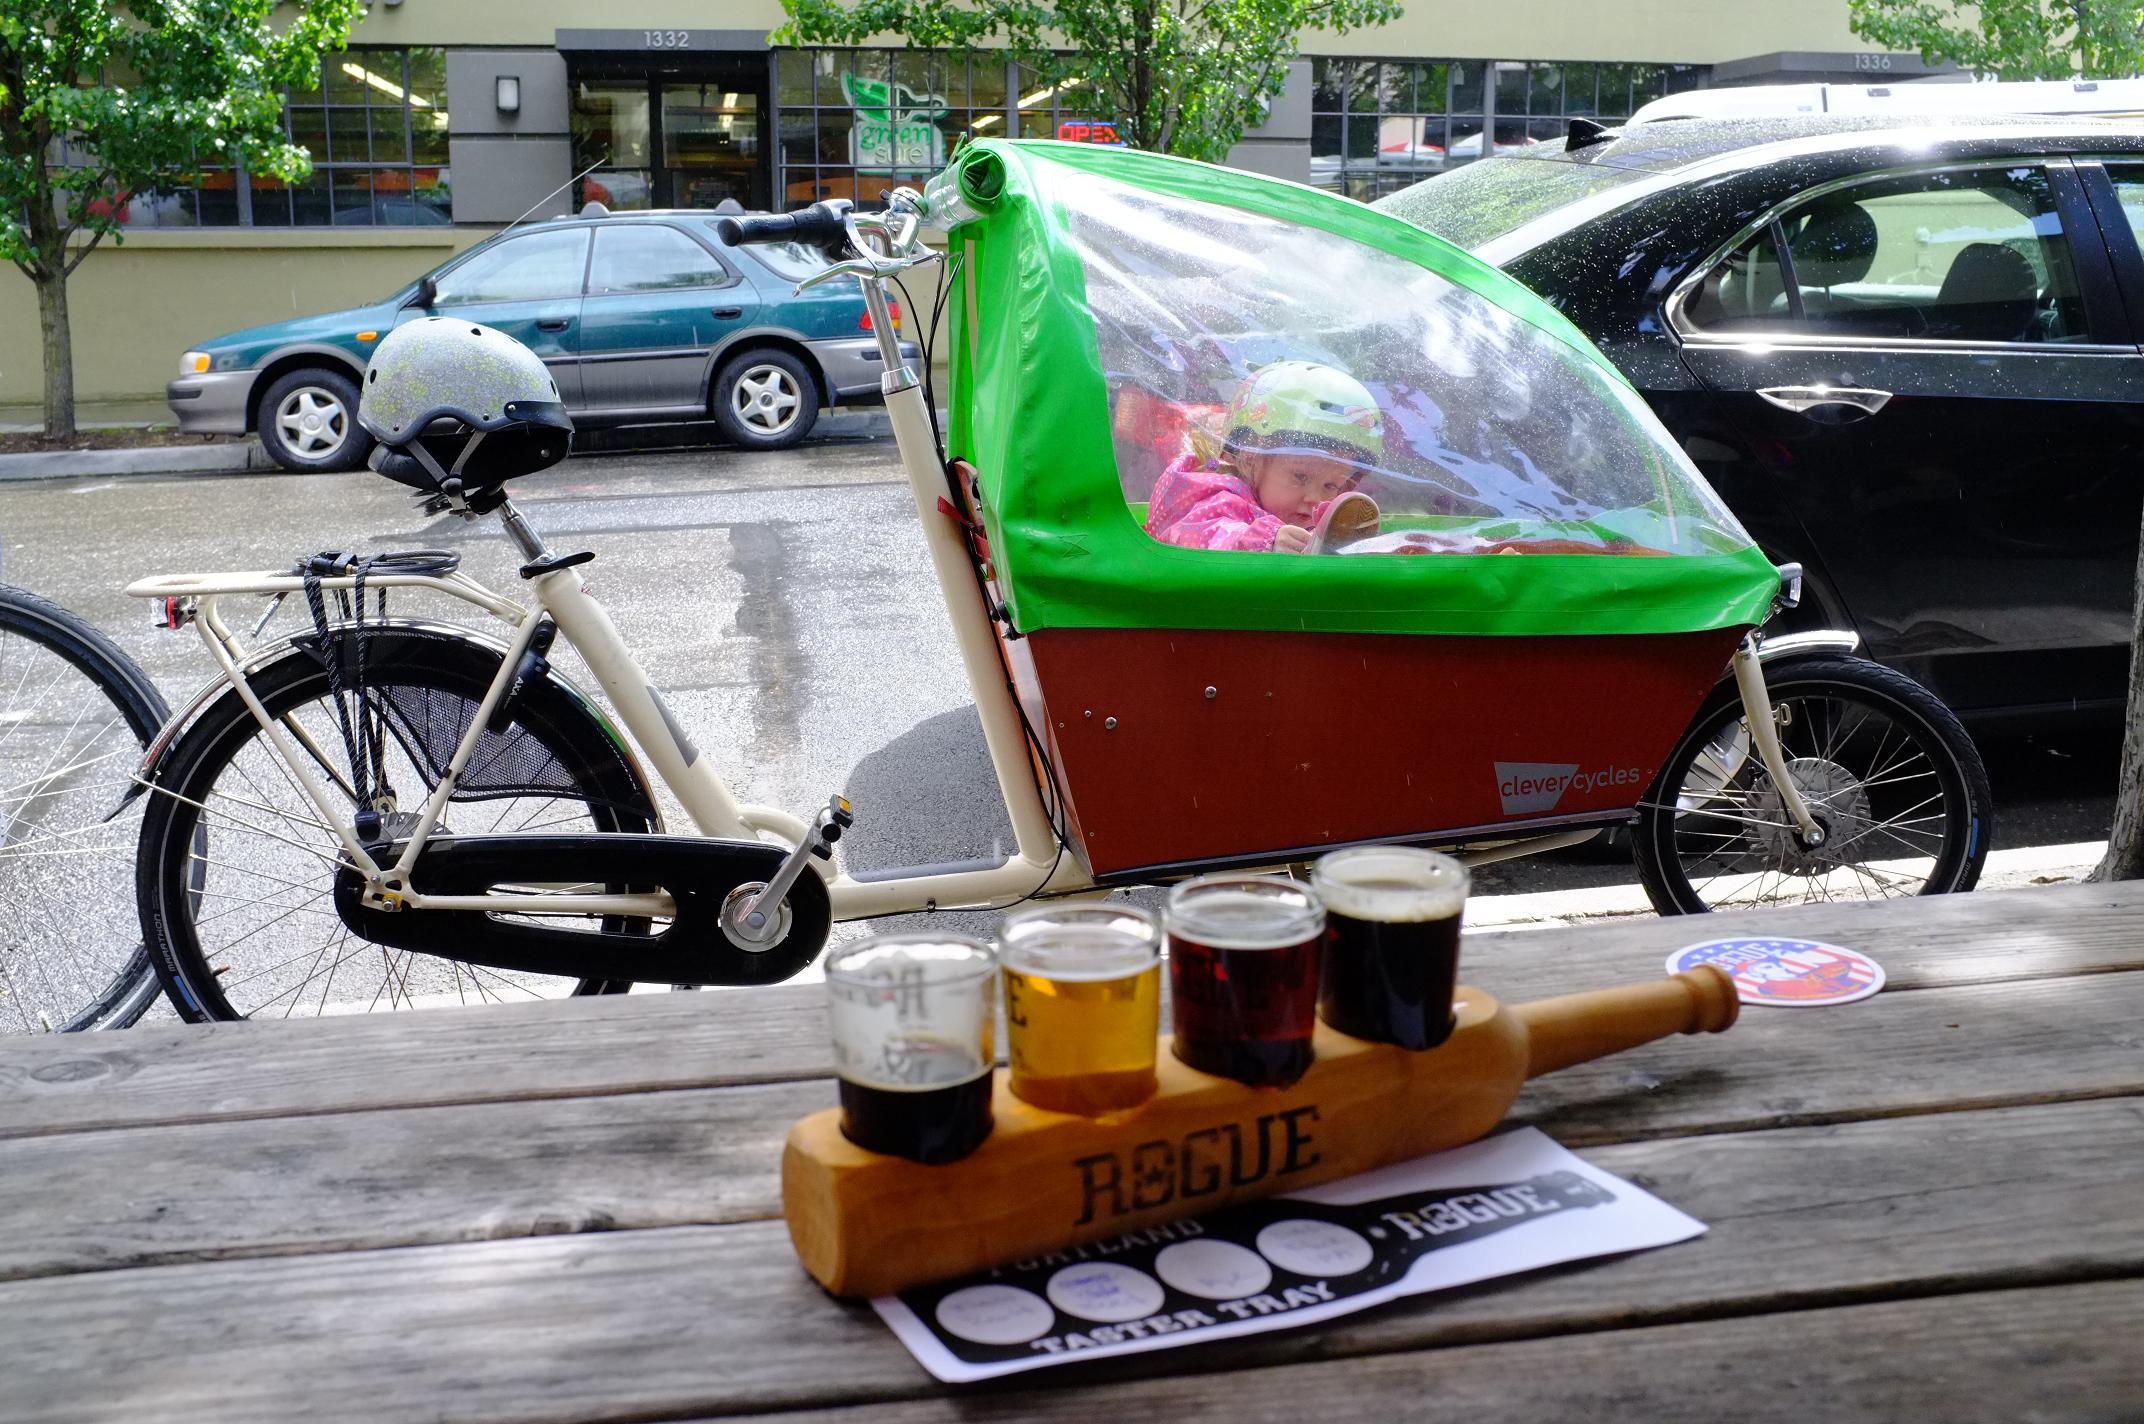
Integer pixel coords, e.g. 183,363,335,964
1848,0,2144,82
0,0,366,273
777,0,1401,160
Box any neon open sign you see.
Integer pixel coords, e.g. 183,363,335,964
1057,120,1126,145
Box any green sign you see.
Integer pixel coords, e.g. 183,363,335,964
841,72,948,172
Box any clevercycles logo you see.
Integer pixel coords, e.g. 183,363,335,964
1495,761,1643,815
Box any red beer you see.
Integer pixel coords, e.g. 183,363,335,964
1166,875,1325,1087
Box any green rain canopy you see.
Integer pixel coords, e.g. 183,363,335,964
937,139,1780,638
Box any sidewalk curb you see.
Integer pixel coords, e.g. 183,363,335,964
0,441,270,481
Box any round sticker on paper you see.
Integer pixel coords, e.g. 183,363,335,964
1045,1262,1166,1323
1668,938,1885,1007
1154,1239,1274,1300
934,1284,1057,1345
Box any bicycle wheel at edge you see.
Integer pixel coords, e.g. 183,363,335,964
136,629,652,1021
1633,654,1992,914
0,584,170,1032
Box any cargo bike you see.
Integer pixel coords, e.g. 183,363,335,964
122,140,1992,1020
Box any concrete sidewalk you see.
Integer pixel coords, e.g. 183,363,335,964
1466,838,2107,934
0,400,173,433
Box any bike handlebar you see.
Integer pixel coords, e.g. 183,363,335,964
716,202,853,252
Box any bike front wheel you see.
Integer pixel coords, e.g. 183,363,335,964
1633,654,1992,914
136,629,655,1021
0,584,170,1032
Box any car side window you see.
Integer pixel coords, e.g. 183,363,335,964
433,229,592,305
589,224,731,294
2107,166,2144,248
1683,166,2089,345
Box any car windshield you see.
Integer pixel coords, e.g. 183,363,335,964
1372,156,1657,253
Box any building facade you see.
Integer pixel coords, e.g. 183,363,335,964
7,0,1940,404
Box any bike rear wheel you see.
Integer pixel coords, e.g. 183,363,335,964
136,630,654,1021
0,584,170,1032
1633,655,1992,914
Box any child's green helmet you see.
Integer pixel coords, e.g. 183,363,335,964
1224,360,1384,463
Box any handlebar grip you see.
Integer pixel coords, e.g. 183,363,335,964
716,202,852,253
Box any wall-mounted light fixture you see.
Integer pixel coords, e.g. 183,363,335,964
496,75,522,113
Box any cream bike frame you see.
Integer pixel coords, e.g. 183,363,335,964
127,187,1828,945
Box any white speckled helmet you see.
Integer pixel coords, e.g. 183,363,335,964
359,317,572,486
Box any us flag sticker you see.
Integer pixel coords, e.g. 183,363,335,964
1666,938,1885,1007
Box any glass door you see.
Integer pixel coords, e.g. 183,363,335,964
661,82,763,209
573,82,653,210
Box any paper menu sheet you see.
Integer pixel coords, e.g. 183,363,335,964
873,1127,1705,1383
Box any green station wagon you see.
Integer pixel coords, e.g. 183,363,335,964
167,204,917,471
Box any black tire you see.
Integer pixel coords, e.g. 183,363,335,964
1634,654,1992,915
0,584,171,1031
136,627,653,1021
711,347,820,450
257,367,373,473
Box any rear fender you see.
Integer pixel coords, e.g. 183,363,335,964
117,620,659,828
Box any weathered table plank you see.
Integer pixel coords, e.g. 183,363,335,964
4,1095,2137,1422
5,967,2139,1281
719,1280,2144,1424
5,882,2139,1141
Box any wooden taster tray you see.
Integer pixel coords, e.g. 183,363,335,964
783,968,1739,1297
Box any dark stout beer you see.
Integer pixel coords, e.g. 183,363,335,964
837,1033,995,1164
1166,876,1325,1088
1313,847,1469,1050
825,934,998,1164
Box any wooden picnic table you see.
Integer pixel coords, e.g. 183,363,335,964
3,881,2141,1422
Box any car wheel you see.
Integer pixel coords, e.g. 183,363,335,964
258,368,372,473
712,349,820,451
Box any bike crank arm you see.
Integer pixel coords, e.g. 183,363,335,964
722,795,854,951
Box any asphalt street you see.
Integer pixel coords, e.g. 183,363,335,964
0,432,2121,1017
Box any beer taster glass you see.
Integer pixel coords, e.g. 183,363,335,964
824,934,997,1164
1312,846,1470,1050
1000,903,1162,1115
1166,875,1326,1088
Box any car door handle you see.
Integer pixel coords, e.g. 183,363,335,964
711,306,743,320
1755,386,1892,417
536,317,572,333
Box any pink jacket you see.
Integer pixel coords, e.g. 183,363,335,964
1145,454,1290,552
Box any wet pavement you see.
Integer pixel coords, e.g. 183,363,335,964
0,432,2120,1020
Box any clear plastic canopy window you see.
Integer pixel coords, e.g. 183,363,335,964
1065,170,1752,558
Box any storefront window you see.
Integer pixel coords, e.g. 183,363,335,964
779,48,1011,209
106,46,444,227
256,47,451,226
1310,55,1701,200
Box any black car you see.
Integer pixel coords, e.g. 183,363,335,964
1377,114,2144,727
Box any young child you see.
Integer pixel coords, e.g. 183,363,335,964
1145,361,1385,554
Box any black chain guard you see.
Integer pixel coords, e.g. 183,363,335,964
332,834,831,986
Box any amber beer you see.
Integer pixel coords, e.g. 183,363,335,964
824,934,997,1164
1313,847,1470,1050
1000,904,1162,1115
1166,875,1326,1088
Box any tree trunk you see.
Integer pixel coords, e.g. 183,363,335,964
34,265,75,440
2096,504,2144,880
